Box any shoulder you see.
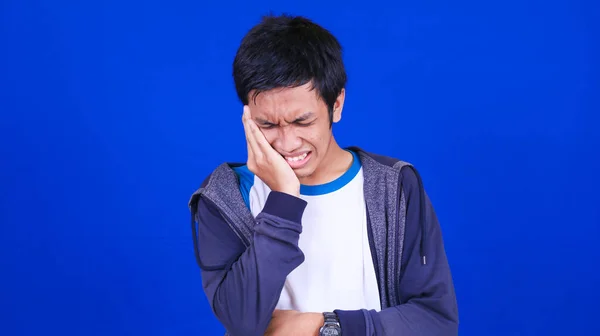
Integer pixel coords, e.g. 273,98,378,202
188,162,247,212
348,146,412,170
349,146,423,194
194,162,251,191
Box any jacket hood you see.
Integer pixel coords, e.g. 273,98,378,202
188,146,429,265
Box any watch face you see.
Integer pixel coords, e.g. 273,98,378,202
321,326,341,336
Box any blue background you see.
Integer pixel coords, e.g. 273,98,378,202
1,0,599,335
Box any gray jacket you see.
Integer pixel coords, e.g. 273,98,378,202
189,146,459,335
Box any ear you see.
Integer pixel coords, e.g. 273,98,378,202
332,88,346,123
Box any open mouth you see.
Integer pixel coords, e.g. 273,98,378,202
283,151,312,169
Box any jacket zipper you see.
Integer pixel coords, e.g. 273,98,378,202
365,202,384,308
393,171,403,306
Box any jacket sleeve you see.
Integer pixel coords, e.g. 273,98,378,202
335,166,459,335
192,191,307,336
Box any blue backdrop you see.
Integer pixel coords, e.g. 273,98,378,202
1,0,599,335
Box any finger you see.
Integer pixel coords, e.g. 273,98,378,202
253,125,273,154
242,105,252,140
244,113,275,155
245,128,255,163
242,106,260,160
243,108,267,160
241,106,251,144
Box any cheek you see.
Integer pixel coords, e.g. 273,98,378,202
302,127,329,149
261,129,278,144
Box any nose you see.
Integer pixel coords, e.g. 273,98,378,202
273,125,302,154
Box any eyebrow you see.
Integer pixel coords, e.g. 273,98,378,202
255,112,315,125
292,112,314,122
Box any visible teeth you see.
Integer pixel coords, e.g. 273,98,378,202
286,152,308,162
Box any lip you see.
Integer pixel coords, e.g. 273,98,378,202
283,151,312,169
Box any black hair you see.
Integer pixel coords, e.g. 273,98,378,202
232,14,347,123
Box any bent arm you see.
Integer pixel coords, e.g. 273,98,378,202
335,167,459,335
192,191,307,336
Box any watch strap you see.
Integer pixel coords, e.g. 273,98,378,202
320,311,341,336
323,312,339,324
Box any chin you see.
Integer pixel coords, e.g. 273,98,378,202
294,170,311,179
292,154,319,181
294,167,315,180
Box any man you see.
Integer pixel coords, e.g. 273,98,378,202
188,14,459,336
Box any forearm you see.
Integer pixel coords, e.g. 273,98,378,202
335,257,458,336
212,215,305,335
196,192,307,336
336,295,458,336
334,167,459,335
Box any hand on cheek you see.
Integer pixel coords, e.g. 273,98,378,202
242,106,300,197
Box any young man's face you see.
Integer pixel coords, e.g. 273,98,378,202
247,82,345,184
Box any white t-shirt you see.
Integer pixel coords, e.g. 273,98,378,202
233,150,381,313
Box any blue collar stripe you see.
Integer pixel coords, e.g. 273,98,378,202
300,150,361,196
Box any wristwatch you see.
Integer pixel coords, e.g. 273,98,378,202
319,312,341,336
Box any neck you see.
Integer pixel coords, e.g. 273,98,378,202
299,137,352,186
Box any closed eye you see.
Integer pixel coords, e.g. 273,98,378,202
259,123,277,129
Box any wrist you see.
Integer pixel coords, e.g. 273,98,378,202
310,312,325,336
262,191,307,223
275,184,300,197
319,312,341,336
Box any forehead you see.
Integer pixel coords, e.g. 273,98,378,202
249,83,324,119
